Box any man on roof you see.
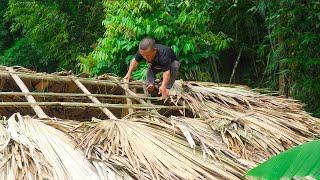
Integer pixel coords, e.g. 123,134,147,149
123,38,180,98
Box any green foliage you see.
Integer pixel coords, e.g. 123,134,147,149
209,0,266,84
79,0,232,80
2,0,104,72
132,61,148,80
253,0,320,116
5,1,69,71
246,140,320,179
0,38,51,71
0,0,11,54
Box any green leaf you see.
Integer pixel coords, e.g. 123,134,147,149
246,140,320,179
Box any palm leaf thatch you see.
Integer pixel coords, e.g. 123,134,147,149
0,66,319,179
0,113,106,180
78,117,241,180
170,81,320,163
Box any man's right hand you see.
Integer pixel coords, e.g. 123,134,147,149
123,74,131,82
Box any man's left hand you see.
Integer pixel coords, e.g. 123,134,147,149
159,85,169,99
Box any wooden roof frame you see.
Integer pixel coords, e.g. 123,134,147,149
0,66,187,120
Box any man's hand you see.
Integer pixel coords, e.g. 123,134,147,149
123,59,139,82
159,85,169,99
123,74,131,82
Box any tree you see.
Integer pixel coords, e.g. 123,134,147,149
254,0,320,116
2,0,104,72
79,0,232,81
0,0,11,54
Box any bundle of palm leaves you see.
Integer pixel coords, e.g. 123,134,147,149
77,115,241,179
0,113,102,180
169,81,320,162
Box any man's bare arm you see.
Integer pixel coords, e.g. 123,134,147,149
159,70,170,98
161,70,170,88
124,59,139,81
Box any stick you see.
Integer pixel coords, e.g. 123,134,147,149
124,83,134,114
73,78,117,119
143,84,152,104
0,92,162,100
7,67,48,118
0,102,186,109
0,71,143,87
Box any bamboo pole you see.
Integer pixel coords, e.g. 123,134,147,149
0,71,143,87
143,84,152,104
0,102,186,109
123,83,134,114
109,78,149,106
113,79,163,116
7,68,48,118
72,78,117,119
0,92,162,100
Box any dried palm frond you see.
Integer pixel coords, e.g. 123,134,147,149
0,113,101,180
78,118,242,180
169,116,256,169
0,134,54,179
43,117,132,180
170,81,320,164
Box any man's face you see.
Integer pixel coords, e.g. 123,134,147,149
140,48,157,63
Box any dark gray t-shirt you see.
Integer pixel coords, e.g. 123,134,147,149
135,44,178,72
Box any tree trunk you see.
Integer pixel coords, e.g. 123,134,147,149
211,57,220,83
278,2,289,97
229,48,243,84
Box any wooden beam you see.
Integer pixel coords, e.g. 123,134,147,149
0,91,162,100
108,77,162,116
143,84,152,104
123,83,134,115
108,77,150,106
0,71,143,87
7,68,48,118
73,78,118,119
0,102,186,109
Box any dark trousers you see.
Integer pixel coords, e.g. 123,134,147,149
146,60,180,89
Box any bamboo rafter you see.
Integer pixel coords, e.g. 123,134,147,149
0,66,188,120
72,78,117,119
0,102,186,109
7,67,48,118
0,92,162,100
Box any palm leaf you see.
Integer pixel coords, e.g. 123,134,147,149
78,117,241,179
0,113,101,180
246,140,320,179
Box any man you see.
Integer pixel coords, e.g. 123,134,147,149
123,38,180,98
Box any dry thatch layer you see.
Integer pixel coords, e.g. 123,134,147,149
0,66,319,179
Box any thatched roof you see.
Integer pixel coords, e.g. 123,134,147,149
0,65,319,179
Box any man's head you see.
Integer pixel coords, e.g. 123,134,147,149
139,38,157,63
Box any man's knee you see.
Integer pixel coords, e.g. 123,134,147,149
166,61,180,89
146,68,155,84
171,60,180,70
